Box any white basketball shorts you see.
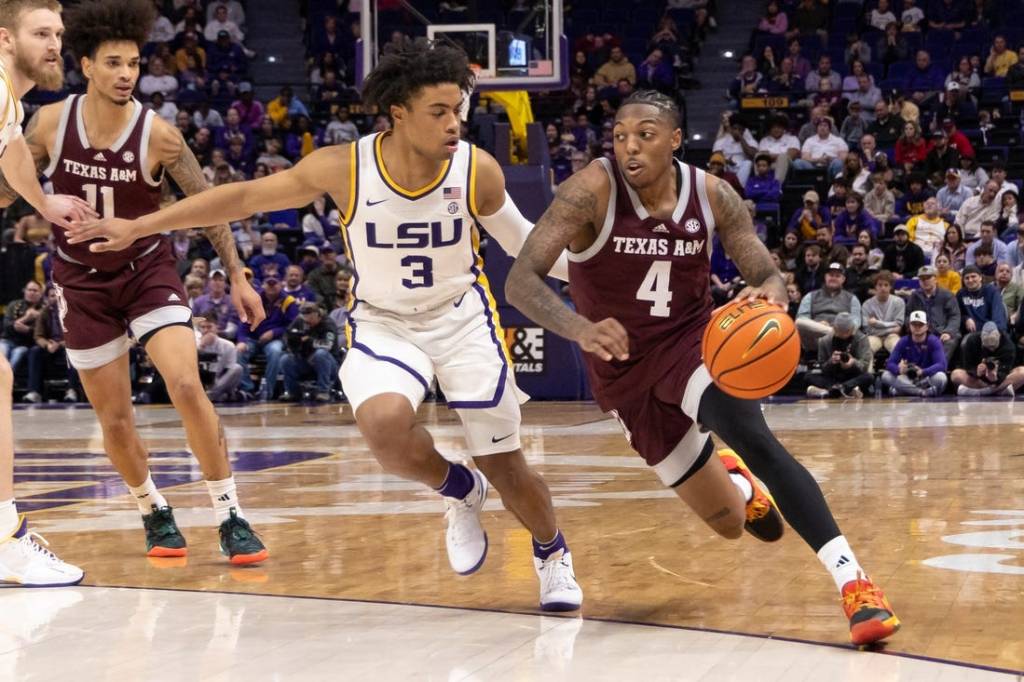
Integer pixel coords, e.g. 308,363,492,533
340,285,528,456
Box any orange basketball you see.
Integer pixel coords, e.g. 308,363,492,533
701,298,800,400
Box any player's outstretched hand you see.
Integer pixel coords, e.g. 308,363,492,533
64,217,137,252
231,274,266,330
575,317,629,362
41,194,98,230
736,277,787,308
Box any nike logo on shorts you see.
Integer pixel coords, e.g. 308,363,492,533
491,432,515,443
366,198,388,206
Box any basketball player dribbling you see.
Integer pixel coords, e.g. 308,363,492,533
0,0,91,587
506,91,900,646
66,41,583,610
0,0,270,565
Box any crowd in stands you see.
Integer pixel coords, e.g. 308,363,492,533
0,0,370,404
707,0,1024,398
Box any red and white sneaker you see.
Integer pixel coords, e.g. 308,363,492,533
718,449,785,542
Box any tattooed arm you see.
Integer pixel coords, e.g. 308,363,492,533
706,173,786,305
157,125,243,276
155,121,265,327
506,163,629,362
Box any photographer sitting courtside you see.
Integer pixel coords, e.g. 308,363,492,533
805,312,874,398
952,322,1024,396
196,312,245,402
882,310,949,397
280,302,339,402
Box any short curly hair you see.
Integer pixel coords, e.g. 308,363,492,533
360,38,474,116
63,0,156,60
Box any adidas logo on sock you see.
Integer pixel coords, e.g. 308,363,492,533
168,293,181,302
835,555,850,568
216,493,232,502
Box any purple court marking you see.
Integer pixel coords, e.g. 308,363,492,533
14,450,331,511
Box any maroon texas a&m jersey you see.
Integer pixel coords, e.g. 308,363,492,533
568,157,715,409
45,95,164,272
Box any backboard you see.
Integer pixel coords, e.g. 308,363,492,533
358,0,567,92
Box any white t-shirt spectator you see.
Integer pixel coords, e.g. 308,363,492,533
712,129,757,167
901,7,925,30
324,119,359,145
149,15,176,43
139,73,178,99
801,133,848,161
150,99,179,124
206,0,245,28
194,109,225,130
205,19,244,43
869,9,897,31
758,132,800,157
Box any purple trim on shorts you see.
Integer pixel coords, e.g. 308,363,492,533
445,279,508,410
350,341,430,394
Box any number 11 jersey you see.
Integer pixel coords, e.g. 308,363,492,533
45,95,164,272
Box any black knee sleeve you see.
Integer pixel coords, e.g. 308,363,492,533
696,383,841,552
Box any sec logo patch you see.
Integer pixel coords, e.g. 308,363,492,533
684,218,702,234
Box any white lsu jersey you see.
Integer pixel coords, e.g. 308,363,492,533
0,59,24,160
341,132,486,315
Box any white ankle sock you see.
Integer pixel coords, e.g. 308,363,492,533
127,474,168,515
206,477,242,524
817,535,864,591
0,498,18,538
728,473,753,503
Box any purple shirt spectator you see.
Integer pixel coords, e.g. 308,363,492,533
886,333,947,376
238,289,299,343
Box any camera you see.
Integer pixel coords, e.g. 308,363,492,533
906,365,920,380
984,358,997,372
839,351,850,363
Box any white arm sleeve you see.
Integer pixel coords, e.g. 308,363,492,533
477,191,570,282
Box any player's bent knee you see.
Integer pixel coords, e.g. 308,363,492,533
165,373,207,403
474,451,530,490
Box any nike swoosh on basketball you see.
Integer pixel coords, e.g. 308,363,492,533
366,198,388,206
491,432,515,443
741,319,781,360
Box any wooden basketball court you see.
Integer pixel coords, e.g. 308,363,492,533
3,399,1023,679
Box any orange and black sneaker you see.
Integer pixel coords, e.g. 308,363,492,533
142,505,187,558
841,574,901,646
718,449,785,542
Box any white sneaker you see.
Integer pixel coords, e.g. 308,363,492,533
22,391,41,404
62,388,78,402
0,516,84,587
806,386,829,398
443,469,489,575
534,549,583,612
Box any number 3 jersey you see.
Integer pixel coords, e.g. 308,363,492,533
568,157,716,409
45,95,164,272
342,132,486,316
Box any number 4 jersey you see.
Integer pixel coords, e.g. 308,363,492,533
45,95,164,272
568,157,717,410
342,132,486,315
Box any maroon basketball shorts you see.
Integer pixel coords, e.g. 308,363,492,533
52,244,192,370
607,357,715,486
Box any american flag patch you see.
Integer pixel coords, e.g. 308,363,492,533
443,187,462,200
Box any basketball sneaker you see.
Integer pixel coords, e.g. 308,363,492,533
841,574,900,646
218,509,269,565
142,505,187,558
718,449,784,542
0,516,84,587
443,469,489,575
533,549,583,611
